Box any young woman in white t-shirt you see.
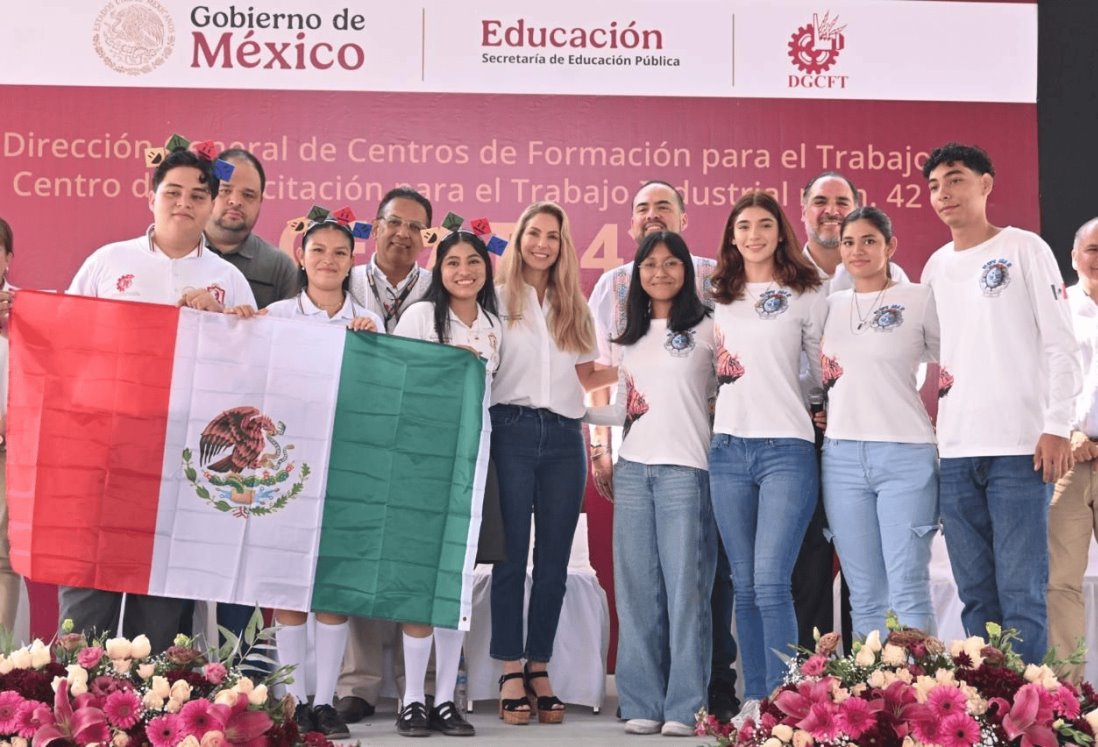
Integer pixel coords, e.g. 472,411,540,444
708,191,827,711
390,231,502,738
490,201,615,725
236,219,378,739
818,206,940,637
586,230,717,737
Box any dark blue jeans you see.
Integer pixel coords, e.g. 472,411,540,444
489,404,587,662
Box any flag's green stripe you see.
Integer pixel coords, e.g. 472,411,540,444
312,331,485,627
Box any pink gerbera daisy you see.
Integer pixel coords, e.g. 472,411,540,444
938,712,981,747
146,714,180,747
104,690,143,730
181,699,222,738
0,691,26,734
837,697,876,738
927,684,968,718
15,701,54,739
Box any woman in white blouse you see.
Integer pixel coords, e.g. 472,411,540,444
490,201,614,725
707,191,827,715
391,231,501,738
586,230,717,738
818,206,940,637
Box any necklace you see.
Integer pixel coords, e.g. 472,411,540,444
745,280,776,302
849,280,890,333
300,291,347,315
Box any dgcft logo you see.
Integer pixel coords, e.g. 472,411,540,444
787,11,848,91
93,0,175,75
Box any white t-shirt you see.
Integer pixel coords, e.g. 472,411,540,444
67,226,256,308
265,291,385,332
490,283,597,419
393,300,502,377
1065,284,1098,438
821,283,939,443
921,226,1081,458
586,316,715,470
349,255,431,333
713,283,827,442
588,255,716,366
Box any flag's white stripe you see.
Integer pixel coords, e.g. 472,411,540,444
148,311,345,612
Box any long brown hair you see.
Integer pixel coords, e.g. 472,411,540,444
711,191,821,304
497,202,595,354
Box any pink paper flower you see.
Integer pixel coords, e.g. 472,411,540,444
203,663,228,686
801,655,827,677
104,690,143,730
837,696,877,739
146,714,181,747
77,646,104,670
927,684,968,718
938,712,981,747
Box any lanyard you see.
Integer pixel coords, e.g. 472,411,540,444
367,264,420,326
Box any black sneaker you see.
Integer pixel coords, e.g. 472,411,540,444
708,683,741,724
294,703,317,734
397,701,431,737
313,704,351,739
334,695,375,723
429,701,475,737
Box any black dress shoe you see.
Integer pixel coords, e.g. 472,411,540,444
334,695,375,723
294,703,317,734
397,701,431,737
313,704,351,739
708,684,741,723
429,701,475,736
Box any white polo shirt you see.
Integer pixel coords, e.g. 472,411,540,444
67,226,256,308
265,290,384,332
1067,284,1098,438
349,255,432,333
394,300,501,377
491,283,597,419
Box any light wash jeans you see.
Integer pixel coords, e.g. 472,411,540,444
939,455,1053,664
613,458,717,725
821,439,939,638
709,435,817,699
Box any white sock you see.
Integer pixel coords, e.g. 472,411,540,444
312,620,349,707
432,627,465,706
402,632,433,706
276,622,308,704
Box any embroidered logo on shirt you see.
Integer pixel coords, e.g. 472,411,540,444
116,274,135,292
206,284,226,306
612,269,630,337
938,366,955,399
624,373,650,439
978,258,1012,297
870,304,905,332
754,288,792,319
714,328,745,387
664,329,697,358
821,353,843,391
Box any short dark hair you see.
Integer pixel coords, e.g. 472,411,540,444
153,149,218,197
0,217,12,256
614,231,709,346
421,231,498,344
217,148,266,193
377,187,433,226
801,171,861,207
633,180,686,212
922,143,996,179
298,221,356,293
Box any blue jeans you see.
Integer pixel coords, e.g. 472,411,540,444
822,439,939,638
939,455,1052,664
489,404,586,662
613,459,717,724
711,538,738,691
709,435,817,699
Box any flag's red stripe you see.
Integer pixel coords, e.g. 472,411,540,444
8,291,178,594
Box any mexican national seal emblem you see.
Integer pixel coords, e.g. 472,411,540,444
182,406,309,518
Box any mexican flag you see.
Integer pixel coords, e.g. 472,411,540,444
6,290,488,630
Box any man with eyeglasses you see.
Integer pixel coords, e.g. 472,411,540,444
349,187,433,333
336,188,435,723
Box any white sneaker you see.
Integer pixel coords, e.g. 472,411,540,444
625,719,662,734
661,720,695,737
731,699,761,729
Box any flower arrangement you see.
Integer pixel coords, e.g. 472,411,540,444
0,614,340,747
697,620,1095,747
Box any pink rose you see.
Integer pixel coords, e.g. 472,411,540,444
203,663,228,686
77,647,104,669
801,655,828,677
199,730,226,747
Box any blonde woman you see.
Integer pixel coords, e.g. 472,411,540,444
490,202,614,724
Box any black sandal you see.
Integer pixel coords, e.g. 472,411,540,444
497,671,531,725
524,663,566,724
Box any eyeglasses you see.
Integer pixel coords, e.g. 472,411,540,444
381,215,428,234
638,258,685,273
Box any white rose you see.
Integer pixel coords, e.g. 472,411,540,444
864,630,883,653
150,675,171,699
0,657,13,675
9,649,31,670
112,734,131,747
13,739,28,747
137,663,156,680
165,697,184,714
169,680,192,702
51,675,65,693
178,738,200,747
1086,709,1098,732
233,676,254,694
70,680,88,697
882,644,906,667
142,691,165,710
130,635,153,660
247,684,268,706
105,638,132,661
214,689,239,707
112,658,133,675
773,724,794,742
66,664,89,685
855,645,876,667
29,640,51,669
763,739,783,747
867,669,886,689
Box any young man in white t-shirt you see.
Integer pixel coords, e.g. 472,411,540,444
920,143,1081,663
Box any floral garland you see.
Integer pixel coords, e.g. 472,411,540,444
0,616,345,747
697,620,1095,747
